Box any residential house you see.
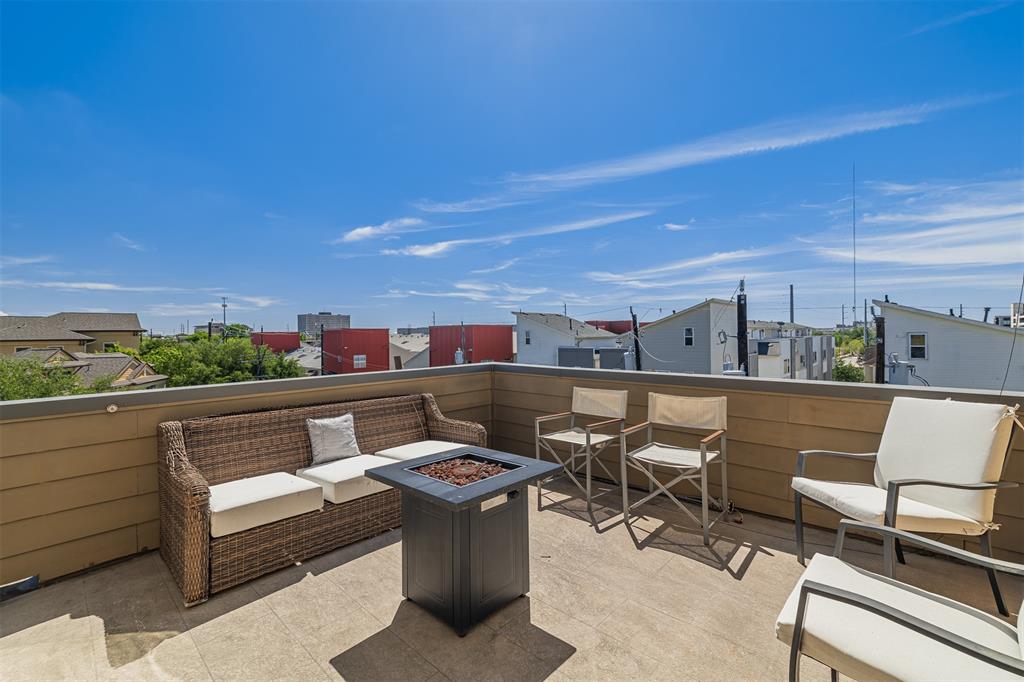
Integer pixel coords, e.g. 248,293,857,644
631,299,739,374
285,344,323,376
0,312,146,355
12,348,91,374
748,335,834,381
513,313,620,367
71,353,168,390
390,333,429,370
875,299,1024,391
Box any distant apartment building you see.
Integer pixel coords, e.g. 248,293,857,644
513,313,620,367
0,312,146,354
748,335,834,381
298,312,350,338
747,320,815,340
875,299,1023,391
396,326,429,336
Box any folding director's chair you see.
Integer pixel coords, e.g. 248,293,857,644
620,393,729,545
536,386,629,525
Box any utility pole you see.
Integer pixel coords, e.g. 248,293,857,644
841,304,845,328
737,279,748,375
863,299,869,347
320,324,325,375
563,302,567,316
629,306,643,372
221,297,227,328
852,163,857,331
959,303,963,318
875,315,886,384
207,320,212,340
789,284,794,324
432,311,436,326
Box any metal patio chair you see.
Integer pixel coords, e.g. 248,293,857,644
620,393,729,545
792,396,1020,616
536,386,628,524
777,520,1024,682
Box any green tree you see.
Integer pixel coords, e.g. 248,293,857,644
262,350,304,379
101,343,141,359
832,360,865,383
0,357,83,400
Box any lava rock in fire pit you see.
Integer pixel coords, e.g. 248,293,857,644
413,457,511,486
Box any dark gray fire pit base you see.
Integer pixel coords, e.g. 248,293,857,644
366,446,559,636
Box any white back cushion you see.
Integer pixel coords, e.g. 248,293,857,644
306,413,361,465
572,387,629,419
648,393,727,430
874,397,1015,522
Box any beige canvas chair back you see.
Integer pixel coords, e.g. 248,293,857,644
874,397,1017,523
571,386,629,419
648,393,727,431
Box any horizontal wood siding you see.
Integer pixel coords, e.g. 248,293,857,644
0,370,492,583
490,370,1023,562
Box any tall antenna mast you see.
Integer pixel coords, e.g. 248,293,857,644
852,163,857,328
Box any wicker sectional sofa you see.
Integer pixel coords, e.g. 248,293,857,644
158,393,486,605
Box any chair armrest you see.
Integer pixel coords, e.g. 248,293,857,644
157,421,211,605
795,450,877,477
423,394,487,446
833,520,1024,578
621,421,651,436
585,417,624,433
884,479,1018,526
790,579,1024,678
701,429,725,445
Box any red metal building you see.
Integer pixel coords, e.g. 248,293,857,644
250,332,301,354
322,328,390,374
586,320,651,334
429,324,514,366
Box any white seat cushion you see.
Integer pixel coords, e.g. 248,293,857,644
540,427,615,447
630,442,719,468
376,440,464,461
296,454,394,504
776,555,1022,681
209,472,323,538
791,477,988,535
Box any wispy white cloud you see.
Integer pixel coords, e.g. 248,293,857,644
502,95,1001,191
662,219,695,232
588,245,786,283
901,2,1011,38
0,254,54,267
382,211,651,258
111,232,147,252
0,279,187,293
332,217,426,243
390,281,550,304
411,196,535,214
470,258,519,274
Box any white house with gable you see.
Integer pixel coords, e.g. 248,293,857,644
632,299,739,374
513,312,620,366
875,299,1024,391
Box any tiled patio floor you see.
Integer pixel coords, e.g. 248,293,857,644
2,481,1020,681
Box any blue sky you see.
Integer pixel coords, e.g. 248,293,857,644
2,2,1022,333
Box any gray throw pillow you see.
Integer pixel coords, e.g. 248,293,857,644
306,413,360,465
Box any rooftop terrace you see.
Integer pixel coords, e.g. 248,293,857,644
1,363,1021,680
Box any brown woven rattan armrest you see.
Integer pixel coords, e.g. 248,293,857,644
158,421,212,605
422,394,487,447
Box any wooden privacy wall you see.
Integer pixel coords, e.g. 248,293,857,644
489,368,1023,562
0,368,492,584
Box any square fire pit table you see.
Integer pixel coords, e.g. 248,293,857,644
365,445,560,635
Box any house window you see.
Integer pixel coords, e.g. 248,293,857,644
683,327,694,347
909,333,927,359
353,354,367,369
524,330,531,345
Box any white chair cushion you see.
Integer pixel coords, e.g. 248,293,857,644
776,555,1021,681
791,478,988,535
208,472,323,538
629,442,719,469
875,397,1015,523
296,454,394,504
376,440,464,461
540,427,615,447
